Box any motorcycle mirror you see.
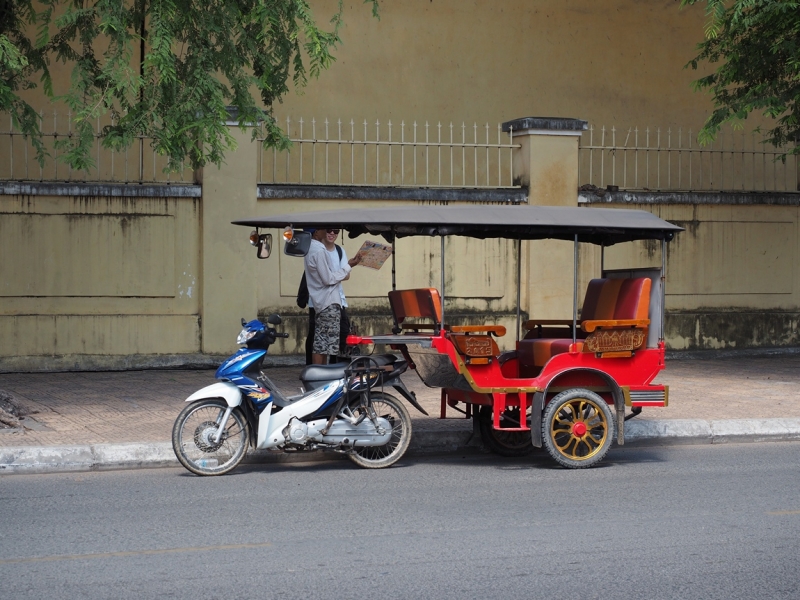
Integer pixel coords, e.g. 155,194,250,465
267,314,282,325
241,317,247,327
256,233,272,259
283,230,312,257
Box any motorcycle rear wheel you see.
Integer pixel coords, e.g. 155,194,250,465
347,392,412,469
172,399,249,476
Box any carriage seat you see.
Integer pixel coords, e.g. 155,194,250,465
517,277,652,373
388,288,444,334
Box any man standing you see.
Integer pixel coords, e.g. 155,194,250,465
304,228,360,364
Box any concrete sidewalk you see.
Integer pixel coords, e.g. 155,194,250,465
2,354,800,474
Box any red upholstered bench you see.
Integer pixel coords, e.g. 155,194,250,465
517,277,652,376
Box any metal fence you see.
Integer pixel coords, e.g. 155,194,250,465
579,125,800,193
258,117,519,188
0,112,195,184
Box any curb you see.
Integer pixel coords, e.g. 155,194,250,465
2,419,800,475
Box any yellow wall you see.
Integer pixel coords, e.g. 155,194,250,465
3,0,798,369
14,1,713,130
275,0,712,129
599,202,800,350
0,193,202,369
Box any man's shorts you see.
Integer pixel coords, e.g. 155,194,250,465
313,304,341,355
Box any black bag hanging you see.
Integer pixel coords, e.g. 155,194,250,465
296,273,309,308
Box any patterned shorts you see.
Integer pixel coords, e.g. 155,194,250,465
313,304,341,355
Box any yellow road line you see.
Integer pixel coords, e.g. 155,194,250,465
767,510,800,516
0,541,272,565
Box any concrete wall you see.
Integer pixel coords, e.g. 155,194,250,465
582,193,800,351
13,0,713,131
273,0,713,129
0,188,202,371
3,0,799,370
4,179,800,370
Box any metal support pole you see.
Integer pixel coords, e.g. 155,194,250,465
600,242,605,276
516,239,522,342
661,238,666,342
440,235,445,330
572,234,579,345
391,229,396,291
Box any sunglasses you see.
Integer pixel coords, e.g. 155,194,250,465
326,229,340,234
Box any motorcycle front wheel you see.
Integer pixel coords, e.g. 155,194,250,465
172,399,249,476
347,392,412,469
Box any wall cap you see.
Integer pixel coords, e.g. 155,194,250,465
0,181,201,197
579,188,800,205
502,117,588,134
258,184,528,203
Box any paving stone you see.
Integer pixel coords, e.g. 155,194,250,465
1,355,800,450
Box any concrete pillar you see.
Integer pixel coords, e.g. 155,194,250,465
502,117,587,206
199,117,259,354
502,117,587,321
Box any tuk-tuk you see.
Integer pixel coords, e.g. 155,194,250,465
234,204,682,468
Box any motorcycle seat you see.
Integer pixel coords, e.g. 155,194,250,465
300,355,399,384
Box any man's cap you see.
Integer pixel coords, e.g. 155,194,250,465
304,228,316,234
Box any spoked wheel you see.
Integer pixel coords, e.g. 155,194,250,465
172,399,249,476
478,405,534,457
347,392,412,469
541,388,615,469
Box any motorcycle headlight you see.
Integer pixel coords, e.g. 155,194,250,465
237,329,256,345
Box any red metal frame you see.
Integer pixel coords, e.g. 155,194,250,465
348,330,668,426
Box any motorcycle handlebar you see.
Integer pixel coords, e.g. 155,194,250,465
276,332,290,338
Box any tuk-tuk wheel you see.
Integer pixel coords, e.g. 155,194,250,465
477,406,534,457
542,388,615,469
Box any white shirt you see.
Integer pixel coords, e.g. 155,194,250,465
309,245,349,309
304,239,351,313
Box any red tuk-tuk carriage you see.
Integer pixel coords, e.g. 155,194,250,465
235,204,682,468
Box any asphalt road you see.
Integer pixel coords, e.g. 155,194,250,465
2,443,800,600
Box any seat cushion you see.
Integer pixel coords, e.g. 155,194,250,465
517,338,584,369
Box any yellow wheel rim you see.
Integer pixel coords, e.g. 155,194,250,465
549,397,609,461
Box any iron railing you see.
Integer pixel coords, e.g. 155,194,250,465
0,112,195,184
258,117,519,188
579,125,800,193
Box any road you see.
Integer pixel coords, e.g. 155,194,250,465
2,443,799,600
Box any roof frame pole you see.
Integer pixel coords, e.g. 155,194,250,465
440,235,446,331
391,228,396,291
516,238,522,342
572,234,579,345
661,238,666,342
600,242,605,276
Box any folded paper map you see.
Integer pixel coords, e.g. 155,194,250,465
354,240,393,270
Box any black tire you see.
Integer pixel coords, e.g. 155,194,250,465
541,388,615,469
347,392,412,469
172,399,249,476
478,405,534,457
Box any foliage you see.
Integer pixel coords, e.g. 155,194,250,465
1,1,49,163
683,0,800,156
0,0,379,171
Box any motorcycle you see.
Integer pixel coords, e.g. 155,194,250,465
171,314,426,476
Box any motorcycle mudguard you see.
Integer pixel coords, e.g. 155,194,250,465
389,378,429,416
185,382,242,407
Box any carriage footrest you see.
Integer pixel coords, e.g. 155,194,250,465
491,426,530,432
623,386,668,407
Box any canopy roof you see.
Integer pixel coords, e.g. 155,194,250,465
233,204,683,245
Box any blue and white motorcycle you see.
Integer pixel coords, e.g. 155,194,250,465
172,315,423,476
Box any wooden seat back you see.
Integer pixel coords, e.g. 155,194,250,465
388,288,443,334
